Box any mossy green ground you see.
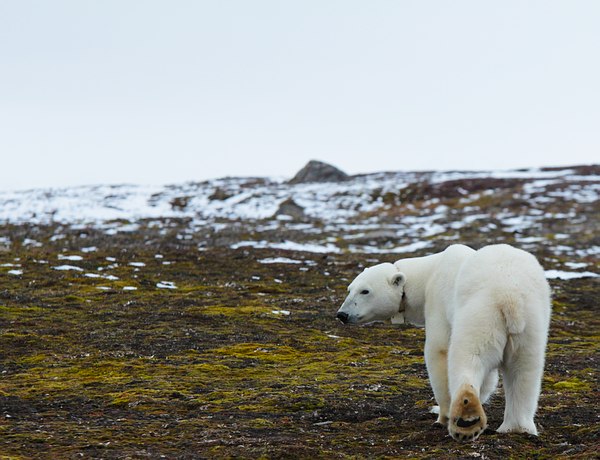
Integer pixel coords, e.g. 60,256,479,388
0,224,598,459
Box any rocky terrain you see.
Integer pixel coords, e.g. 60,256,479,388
0,162,598,458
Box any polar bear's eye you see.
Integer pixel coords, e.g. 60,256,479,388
360,289,370,295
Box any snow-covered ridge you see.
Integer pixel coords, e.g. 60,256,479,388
0,167,597,226
1,165,598,279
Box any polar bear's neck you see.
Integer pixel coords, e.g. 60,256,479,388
394,253,442,326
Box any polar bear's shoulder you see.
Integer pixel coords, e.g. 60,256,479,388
442,244,476,257
438,244,476,267
393,244,474,279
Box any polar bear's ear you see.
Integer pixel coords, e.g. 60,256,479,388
391,272,406,288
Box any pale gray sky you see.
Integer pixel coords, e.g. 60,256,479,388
1,1,599,191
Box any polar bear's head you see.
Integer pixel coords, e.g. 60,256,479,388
336,262,406,325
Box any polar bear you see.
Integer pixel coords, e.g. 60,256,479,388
336,244,551,442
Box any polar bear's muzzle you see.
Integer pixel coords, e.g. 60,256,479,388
336,311,350,324
336,298,366,324
335,303,370,324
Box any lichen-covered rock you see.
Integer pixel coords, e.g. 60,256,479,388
275,198,305,220
209,187,233,201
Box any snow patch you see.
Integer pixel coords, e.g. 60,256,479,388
53,265,84,271
545,270,599,280
58,254,84,261
232,240,340,254
258,257,303,264
156,281,177,289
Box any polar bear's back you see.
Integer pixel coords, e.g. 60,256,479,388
465,244,547,289
454,244,551,333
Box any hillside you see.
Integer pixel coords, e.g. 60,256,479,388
0,164,598,458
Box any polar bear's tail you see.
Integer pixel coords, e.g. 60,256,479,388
498,292,527,336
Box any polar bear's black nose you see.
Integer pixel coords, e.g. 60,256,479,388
336,312,349,324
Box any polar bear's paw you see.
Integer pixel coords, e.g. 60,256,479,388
429,405,448,426
497,421,538,436
448,384,487,442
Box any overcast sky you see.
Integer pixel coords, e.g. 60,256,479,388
1,1,598,191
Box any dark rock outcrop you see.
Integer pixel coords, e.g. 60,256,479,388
288,160,349,184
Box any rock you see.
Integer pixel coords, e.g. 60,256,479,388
170,196,191,210
209,188,233,201
275,198,305,220
288,160,349,184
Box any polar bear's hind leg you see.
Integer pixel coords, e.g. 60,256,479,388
480,368,499,404
497,336,545,435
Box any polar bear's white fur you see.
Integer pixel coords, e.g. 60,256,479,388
336,244,551,442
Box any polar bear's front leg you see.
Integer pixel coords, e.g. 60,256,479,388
424,340,450,425
448,383,487,441
446,310,497,442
